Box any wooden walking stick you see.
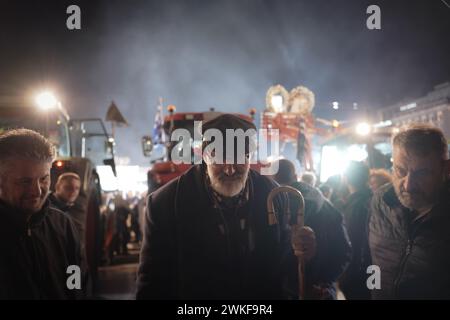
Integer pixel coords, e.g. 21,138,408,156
267,185,306,300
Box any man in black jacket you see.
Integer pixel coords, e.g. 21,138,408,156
48,171,92,297
136,114,316,299
273,159,351,299
340,161,372,300
0,129,81,299
369,124,450,299
48,172,84,239
49,172,81,212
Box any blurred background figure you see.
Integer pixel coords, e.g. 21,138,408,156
369,168,392,193
49,173,84,241
128,192,142,243
325,174,348,213
97,192,141,299
103,195,117,265
115,194,131,256
49,173,83,238
339,161,372,300
318,184,332,200
48,172,89,295
135,191,147,244
300,171,317,187
102,193,131,265
50,172,82,210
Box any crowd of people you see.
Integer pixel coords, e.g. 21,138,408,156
137,115,450,300
102,191,146,265
1,114,450,300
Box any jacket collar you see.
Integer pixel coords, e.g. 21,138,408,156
382,184,402,208
48,192,72,212
382,180,450,223
0,198,50,234
205,171,249,210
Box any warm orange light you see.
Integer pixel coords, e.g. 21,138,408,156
55,161,64,168
167,105,176,113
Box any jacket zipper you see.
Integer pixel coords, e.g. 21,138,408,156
217,208,231,256
24,221,46,293
393,210,430,296
393,238,413,295
26,215,32,237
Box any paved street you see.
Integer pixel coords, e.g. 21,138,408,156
95,245,140,300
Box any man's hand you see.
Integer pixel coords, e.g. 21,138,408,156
291,226,317,261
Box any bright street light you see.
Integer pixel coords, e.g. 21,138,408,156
332,101,339,110
35,91,58,110
356,122,371,136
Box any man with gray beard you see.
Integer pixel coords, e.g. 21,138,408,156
369,124,450,299
137,114,316,299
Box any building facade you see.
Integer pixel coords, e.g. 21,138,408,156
377,82,450,140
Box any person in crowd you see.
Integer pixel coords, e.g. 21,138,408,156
49,172,81,212
319,184,332,200
339,161,372,300
136,114,316,299
326,174,348,213
300,171,317,187
103,196,117,265
368,168,392,192
48,172,84,237
130,196,142,243
48,171,91,296
114,194,131,256
0,129,81,299
369,124,450,299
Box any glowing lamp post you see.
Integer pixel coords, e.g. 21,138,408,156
35,91,59,135
36,91,58,110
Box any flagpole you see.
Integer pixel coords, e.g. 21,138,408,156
111,121,116,139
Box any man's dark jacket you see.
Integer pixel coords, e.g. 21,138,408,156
0,199,81,299
339,186,372,300
48,193,72,213
289,181,351,299
136,165,296,300
48,192,89,297
48,192,85,247
369,182,450,299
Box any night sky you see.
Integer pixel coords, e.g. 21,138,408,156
1,0,449,165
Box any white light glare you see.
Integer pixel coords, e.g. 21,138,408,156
332,101,339,110
271,95,283,113
356,122,371,136
36,91,58,110
320,144,369,182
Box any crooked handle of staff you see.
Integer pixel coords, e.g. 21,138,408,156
266,185,305,300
